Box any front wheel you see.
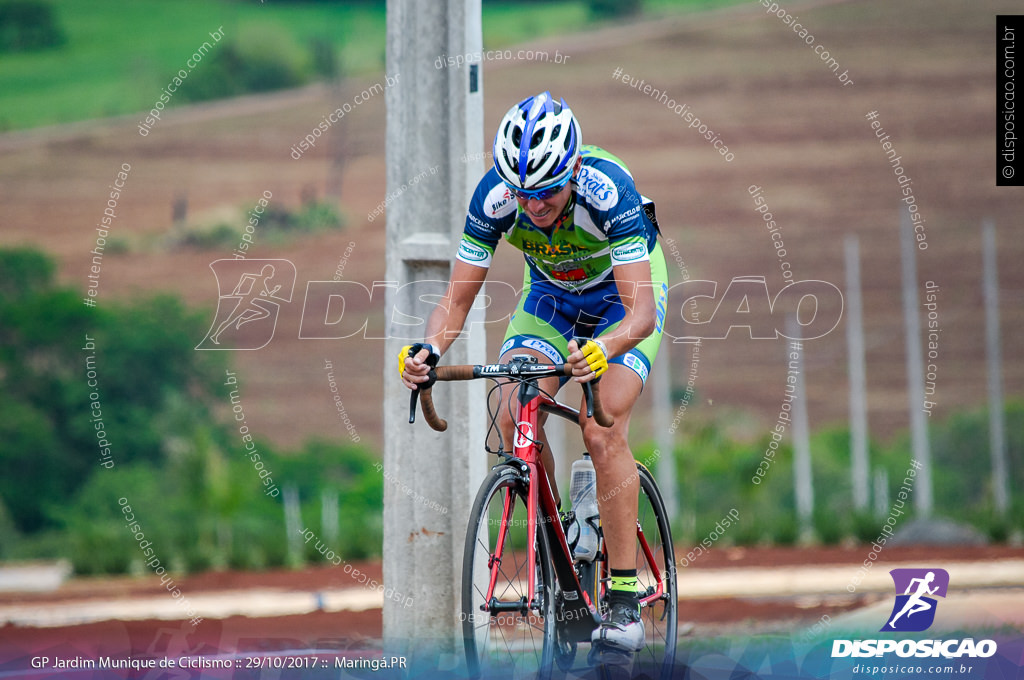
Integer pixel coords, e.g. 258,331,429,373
462,466,556,679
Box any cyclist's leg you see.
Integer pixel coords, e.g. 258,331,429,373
578,364,643,572
582,243,667,571
580,365,646,655
583,245,668,654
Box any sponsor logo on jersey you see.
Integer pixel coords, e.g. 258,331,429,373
500,338,516,356
484,183,516,218
623,353,649,382
611,241,647,262
520,240,588,257
576,166,618,210
467,212,494,231
551,267,587,282
610,203,643,226
458,239,489,262
522,338,563,364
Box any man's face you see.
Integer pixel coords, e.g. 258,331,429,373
517,182,573,229
515,157,581,229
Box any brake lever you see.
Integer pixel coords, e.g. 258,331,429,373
406,343,439,425
408,389,420,424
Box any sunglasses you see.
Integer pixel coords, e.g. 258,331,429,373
505,175,572,201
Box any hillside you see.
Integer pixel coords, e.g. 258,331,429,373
1,0,1021,455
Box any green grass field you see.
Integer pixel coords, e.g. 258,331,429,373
0,0,746,132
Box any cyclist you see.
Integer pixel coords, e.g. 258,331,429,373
400,91,668,656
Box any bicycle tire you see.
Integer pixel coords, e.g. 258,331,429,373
585,462,678,679
462,465,556,679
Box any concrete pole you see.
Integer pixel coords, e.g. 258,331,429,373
383,0,485,663
651,348,679,522
283,485,303,568
787,315,814,541
873,467,889,519
983,220,1010,516
899,207,932,517
322,489,339,547
844,236,870,511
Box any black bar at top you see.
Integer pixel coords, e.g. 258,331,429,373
997,15,1023,186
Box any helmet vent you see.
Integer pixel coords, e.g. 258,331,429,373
491,92,581,191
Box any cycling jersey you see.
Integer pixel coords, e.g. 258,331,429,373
457,145,660,292
500,242,668,386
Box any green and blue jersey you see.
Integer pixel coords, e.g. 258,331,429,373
457,145,660,291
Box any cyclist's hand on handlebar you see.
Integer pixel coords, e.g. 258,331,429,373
567,338,608,383
399,343,440,390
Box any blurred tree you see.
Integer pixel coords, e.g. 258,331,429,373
0,248,226,533
177,24,312,102
587,0,643,19
0,248,385,573
0,0,66,53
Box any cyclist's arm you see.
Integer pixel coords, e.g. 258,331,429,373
401,259,487,389
425,259,488,354
604,260,657,357
568,260,656,382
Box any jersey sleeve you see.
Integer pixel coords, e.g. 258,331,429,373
457,168,517,269
577,157,653,267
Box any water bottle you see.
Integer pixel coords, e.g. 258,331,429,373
569,454,599,562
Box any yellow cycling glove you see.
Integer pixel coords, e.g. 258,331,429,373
579,339,609,378
398,343,439,379
398,345,414,379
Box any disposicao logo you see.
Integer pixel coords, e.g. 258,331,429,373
882,568,948,632
196,260,296,350
831,568,997,660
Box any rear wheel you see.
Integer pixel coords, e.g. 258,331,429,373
462,466,556,679
588,463,678,678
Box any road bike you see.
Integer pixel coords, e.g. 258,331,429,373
408,350,677,679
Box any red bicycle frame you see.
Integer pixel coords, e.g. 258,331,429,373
482,383,599,619
416,359,667,636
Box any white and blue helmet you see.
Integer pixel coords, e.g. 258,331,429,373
493,91,582,192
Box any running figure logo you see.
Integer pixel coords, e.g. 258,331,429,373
881,568,949,632
196,259,296,350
